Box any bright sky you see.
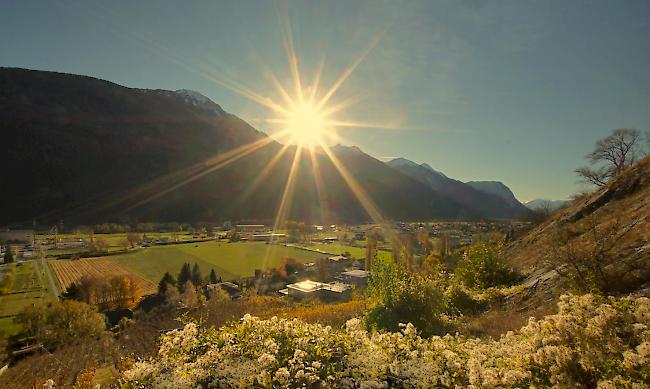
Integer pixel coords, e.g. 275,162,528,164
2,0,649,201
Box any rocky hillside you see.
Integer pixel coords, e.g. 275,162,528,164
524,199,570,212
506,156,650,309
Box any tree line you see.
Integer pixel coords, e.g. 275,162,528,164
156,262,221,307
64,275,143,310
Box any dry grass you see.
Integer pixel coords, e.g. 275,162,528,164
280,300,365,328
457,303,556,339
117,296,365,360
0,335,118,389
505,156,650,285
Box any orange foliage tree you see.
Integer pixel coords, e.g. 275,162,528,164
77,274,143,310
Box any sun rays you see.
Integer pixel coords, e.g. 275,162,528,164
65,0,395,240
242,16,390,238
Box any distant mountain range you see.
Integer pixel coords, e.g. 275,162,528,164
387,159,530,219
524,199,570,212
0,68,531,225
465,181,522,208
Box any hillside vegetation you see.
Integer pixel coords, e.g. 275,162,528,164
506,156,650,310
123,294,650,388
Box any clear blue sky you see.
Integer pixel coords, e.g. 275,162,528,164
2,1,649,201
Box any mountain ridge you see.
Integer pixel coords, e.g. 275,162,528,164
466,180,523,207
524,199,570,212
0,67,483,225
387,158,530,219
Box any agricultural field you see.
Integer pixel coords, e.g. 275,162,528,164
305,243,392,261
49,258,157,295
0,260,54,336
108,241,327,285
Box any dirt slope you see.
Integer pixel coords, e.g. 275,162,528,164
505,156,650,309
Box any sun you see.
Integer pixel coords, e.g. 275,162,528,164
285,102,328,147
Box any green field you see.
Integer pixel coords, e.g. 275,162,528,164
109,241,327,285
306,244,393,261
0,261,54,336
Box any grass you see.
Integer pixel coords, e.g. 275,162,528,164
109,241,327,285
305,244,392,261
0,261,54,336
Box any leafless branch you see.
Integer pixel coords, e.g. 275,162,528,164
577,128,647,187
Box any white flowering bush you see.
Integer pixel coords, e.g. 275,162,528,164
122,294,650,388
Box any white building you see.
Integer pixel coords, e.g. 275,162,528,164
250,233,286,242
280,280,352,301
341,270,371,286
236,224,265,233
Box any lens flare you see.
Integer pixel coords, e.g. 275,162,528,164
68,2,396,232
285,103,327,147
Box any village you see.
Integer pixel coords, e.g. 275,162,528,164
0,219,529,315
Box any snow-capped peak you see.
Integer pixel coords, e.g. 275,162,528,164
387,158,447,178
387,157,420,168
420,163,447,178
175,89,225,116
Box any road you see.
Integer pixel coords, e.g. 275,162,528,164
39,255,60,298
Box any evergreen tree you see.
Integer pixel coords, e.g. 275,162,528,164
177,263,192,292
191,263,202,287
158,272,176,294
209,269,218,284
3,248,14,264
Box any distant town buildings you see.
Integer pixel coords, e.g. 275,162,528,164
236,224,265,233
207,281,242,300
340,269,371,286
250,233,287,242
0,229,34,245
0,229,35,261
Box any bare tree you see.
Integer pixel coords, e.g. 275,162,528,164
93,237,110,252
127,232,142,248
528,201,553,225
575,128,648,186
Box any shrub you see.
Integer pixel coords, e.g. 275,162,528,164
283,300,365,328
455,239,520,289
3,248,14,264
365,256,448,337
0,265,16,295
122,294,650,388
444,283,487,316
15,300,106,349
551,214,643,293
226,229,241,242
